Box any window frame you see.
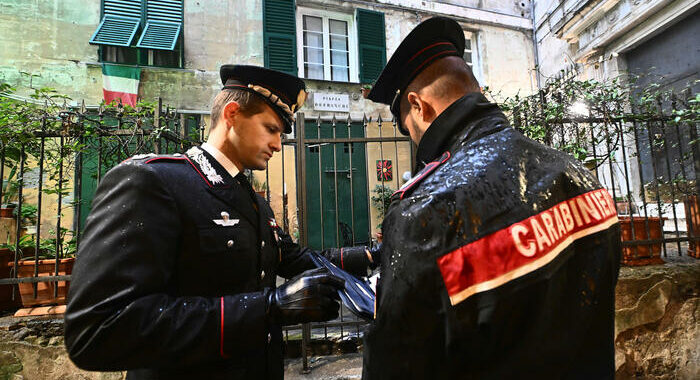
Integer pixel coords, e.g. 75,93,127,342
463,31,481,83
95,0,184,69
296,7,359,83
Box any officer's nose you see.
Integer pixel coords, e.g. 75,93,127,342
270,134,282,152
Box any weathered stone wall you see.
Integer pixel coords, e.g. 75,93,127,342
614,262,699,379
0,318,123,379
0,261,697,379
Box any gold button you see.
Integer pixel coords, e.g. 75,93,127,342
261,241,265,248
227,240,234,248
260,271,265,280
267,333,271,343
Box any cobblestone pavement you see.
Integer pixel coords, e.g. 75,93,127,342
284,354,363,380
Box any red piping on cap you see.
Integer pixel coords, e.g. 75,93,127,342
407,41,454,64
409,50,457,80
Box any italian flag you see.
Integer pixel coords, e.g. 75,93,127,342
102,64,140,107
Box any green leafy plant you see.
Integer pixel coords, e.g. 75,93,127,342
371,184,393,219
13,204,37,225
1,166,19,207
1,234,36,259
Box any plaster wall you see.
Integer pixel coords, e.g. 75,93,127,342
533,0,700,82
0,0,103,102
0,0,263,110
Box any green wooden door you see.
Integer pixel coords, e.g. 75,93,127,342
305,121,369,250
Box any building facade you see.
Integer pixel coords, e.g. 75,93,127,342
0,0,538,248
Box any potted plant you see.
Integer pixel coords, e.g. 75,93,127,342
684,192,700,258
371,184,393,243
614,195,637,216
618,216,665,266
0,166,19,218
0,244,20,311
14,204,37,235
4,229,76,307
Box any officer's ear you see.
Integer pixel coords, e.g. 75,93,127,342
406,91,435,123
222,101,241,129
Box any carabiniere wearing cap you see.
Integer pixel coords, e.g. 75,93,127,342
64,64,378,380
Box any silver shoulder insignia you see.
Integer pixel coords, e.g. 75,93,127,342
186,146,224,185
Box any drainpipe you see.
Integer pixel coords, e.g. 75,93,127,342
530,1,542,90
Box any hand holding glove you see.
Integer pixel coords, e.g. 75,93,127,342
324,244,382,277
266,267,344,326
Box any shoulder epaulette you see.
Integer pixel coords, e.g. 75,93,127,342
121,153,187,165
391,151,451,202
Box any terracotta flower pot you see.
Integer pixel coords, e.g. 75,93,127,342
9,258,74,307
619,216,665,266
0,248,20,311
684,195,700,258
0,207,15,218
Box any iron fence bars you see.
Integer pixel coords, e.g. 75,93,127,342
282,113,410,371
0,100,197,306
512,89,698,260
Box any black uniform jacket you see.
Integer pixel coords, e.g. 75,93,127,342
362,93,621,379
65,146,319,379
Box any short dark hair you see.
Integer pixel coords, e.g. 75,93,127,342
210,89,267,129
401,56,480,112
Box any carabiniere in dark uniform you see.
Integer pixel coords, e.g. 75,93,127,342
362,17,621,379
64,65,374,380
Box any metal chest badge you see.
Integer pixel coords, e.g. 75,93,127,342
214,211,239,227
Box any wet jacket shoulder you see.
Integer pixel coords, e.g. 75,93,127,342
363,93,621,379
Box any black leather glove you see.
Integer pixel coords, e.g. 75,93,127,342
368,243,382,269
325,244,382,277
266,267,344,326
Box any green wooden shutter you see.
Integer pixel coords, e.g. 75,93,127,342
136,0,183,50
263,0,297,76
356,9,386,84
90,0,143,47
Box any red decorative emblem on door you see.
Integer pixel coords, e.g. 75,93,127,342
376,160,392,181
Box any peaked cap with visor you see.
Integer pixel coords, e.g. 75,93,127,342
366,17,465,135
219,65,307,133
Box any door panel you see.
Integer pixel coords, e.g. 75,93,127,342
305,121,369,250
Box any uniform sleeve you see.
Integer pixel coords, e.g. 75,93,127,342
64,163,269,371
275,228,374,279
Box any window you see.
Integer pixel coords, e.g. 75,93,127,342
463,38,473,67
90,0,184,68
462,31,481,82
296,8,358,82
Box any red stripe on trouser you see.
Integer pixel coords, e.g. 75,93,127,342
437,188,619,305
220,297,227,358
